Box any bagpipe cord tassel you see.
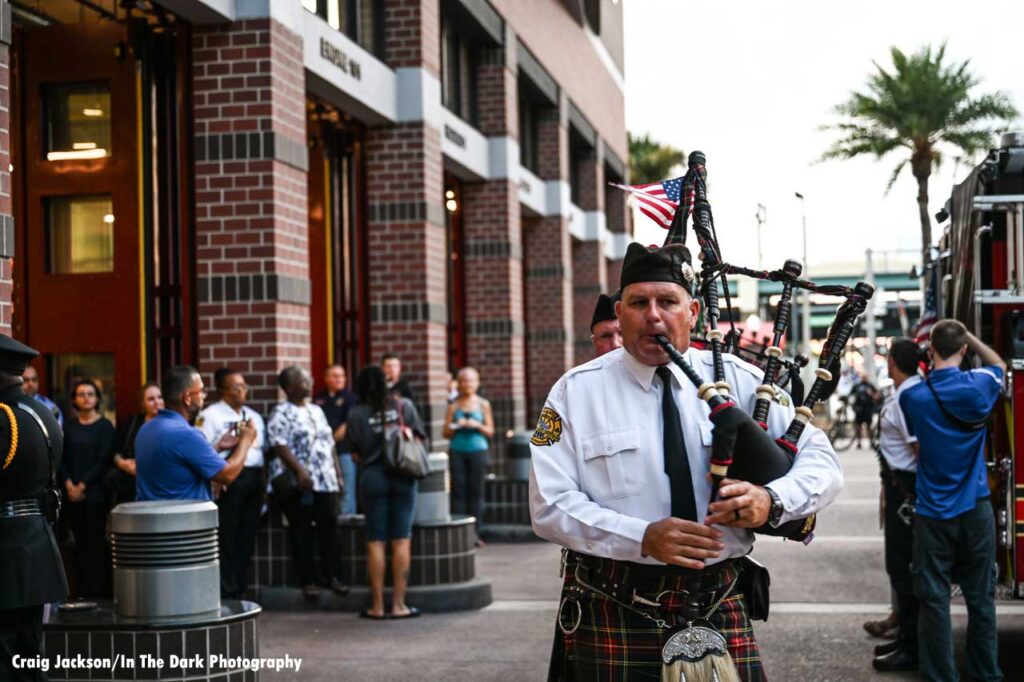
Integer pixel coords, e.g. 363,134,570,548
661,651,741,682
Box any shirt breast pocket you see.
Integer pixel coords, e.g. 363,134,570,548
581,428,643,500
699,422,714,448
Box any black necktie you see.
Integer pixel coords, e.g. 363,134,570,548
655,366,698,521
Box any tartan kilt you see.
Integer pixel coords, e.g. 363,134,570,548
549,555,766,682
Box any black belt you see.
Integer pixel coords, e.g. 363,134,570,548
0,498,43,518
570,552,739,611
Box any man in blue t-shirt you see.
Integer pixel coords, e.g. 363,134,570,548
136,366,256,502
899,320,1005,682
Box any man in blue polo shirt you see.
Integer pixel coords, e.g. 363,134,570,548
899,320,1005,682
136,365,256,501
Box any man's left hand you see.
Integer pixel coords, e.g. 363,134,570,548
705,478,771,528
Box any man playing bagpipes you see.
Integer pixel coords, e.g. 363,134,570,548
531,153,864,681
530,241,844,681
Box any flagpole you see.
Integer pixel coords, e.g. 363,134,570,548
795,192,811,360
755,203,766,269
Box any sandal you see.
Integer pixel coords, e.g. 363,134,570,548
390,606,420,619
359,610,388,620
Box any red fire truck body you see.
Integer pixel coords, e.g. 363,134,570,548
938,132,1024,598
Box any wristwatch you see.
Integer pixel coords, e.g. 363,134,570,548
764,486,785,527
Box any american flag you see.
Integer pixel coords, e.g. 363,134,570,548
610,177,686,228
914,265,938,344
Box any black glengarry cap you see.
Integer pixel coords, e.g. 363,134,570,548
590,292,620,330
619,243,696,295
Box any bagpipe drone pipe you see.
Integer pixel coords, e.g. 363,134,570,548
660,151,874,541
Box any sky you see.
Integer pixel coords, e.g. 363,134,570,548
622,0,1024,276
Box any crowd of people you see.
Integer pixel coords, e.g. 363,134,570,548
866,321,1005,680
26,353,494,613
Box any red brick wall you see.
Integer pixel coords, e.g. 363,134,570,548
192,19,310,411
606,257,623,293
604,179,627,234
524,214,573,420
460,44,526,440
364,122,449,437
383,0,440,75
524,107,573,419
0,46,10,336
575,150,603,212
572,239,607,365
462,179,526,438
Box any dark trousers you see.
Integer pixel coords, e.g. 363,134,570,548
913,500,1001,682
0,605,45,682
280,491,340,587
67,502,109,598
449,449,488,531
883,470,918,654
217,467,264,598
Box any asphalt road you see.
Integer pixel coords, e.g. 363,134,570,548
260,444,1024,680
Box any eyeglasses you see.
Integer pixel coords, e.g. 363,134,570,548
186,388,208,399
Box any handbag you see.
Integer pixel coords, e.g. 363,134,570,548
270,469,301,503
384,401,431,480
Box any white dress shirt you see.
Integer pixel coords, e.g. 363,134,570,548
197,401,266,467
878,375,920,472
529,346,843,565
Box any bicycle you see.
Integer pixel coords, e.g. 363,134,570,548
828,399,858,451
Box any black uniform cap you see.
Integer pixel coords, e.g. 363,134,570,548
0,334,39,375
590,292,620,330
619,242,697,296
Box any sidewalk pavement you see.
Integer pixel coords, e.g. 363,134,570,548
260,445,1024,680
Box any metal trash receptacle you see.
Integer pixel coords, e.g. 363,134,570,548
506,431,532,482
110,500,220,618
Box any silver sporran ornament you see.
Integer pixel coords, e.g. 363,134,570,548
661,622,740,682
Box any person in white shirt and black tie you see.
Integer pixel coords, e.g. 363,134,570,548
198,367,267,599
531,242,843,681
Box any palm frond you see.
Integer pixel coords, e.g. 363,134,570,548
884,158,909,194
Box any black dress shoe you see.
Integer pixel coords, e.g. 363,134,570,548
872,648,918,672
874,639,899,657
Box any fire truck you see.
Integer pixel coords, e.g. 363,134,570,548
936,131,1024,599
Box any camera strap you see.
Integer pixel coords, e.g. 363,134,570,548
924,376,987,432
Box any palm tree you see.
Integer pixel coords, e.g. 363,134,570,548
628,133,685,184
821,43,1018,265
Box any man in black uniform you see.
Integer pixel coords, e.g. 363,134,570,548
0,335,67,681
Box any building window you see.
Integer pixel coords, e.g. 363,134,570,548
518,80,544,174
568,128,592,206
440,19,479,126
46,195,115,274
44,82,111,161
302,0,384,59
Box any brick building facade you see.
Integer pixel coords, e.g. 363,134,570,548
4,0,630,456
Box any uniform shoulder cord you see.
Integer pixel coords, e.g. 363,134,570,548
0,402,19,470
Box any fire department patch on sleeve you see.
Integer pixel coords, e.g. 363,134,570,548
531,407,562,446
